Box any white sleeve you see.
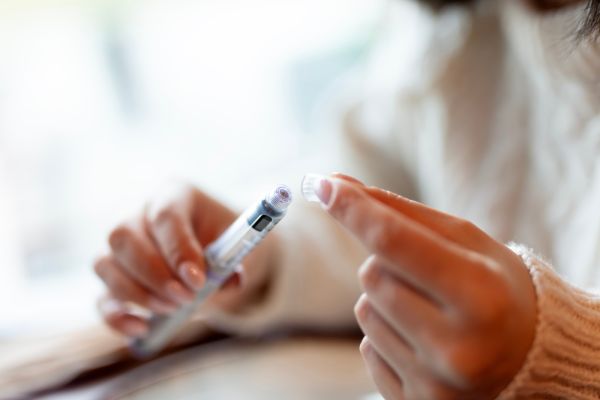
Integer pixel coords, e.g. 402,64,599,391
201,98,420,335
201,0,475,335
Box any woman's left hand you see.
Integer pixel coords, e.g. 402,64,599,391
314,174,537,400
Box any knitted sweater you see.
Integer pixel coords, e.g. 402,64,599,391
205,0,600,398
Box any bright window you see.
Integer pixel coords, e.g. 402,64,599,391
0,0,384,337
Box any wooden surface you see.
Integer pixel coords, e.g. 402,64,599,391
40,337,379,400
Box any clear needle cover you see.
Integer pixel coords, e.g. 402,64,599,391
301,174,325,203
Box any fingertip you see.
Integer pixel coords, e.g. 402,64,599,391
146,205,207,279
360,336,372,356
122,317,149,338
302,174,364,210
100,299,149,338
323,178,370,218
110,315,149,338
354,293,371,325
302,175,338,209
301,174,330,204
99,296,125,316
93,255,110,277
315,178,333,206
108,223,135,251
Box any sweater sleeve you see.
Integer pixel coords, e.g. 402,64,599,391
498,244,600,399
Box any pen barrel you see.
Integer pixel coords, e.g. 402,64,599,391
130,278,222,359
204,215,267,273
130,243,256,359
130,200,286,359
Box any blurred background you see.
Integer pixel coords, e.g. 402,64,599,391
0,0,387,339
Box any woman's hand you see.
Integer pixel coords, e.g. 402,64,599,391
313,174,537,399
94,183,276,338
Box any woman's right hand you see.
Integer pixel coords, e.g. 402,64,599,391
94,183,276,338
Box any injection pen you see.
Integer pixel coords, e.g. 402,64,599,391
131,184,293,358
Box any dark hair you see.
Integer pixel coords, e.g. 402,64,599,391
580,0,600,38
417,0,600,39
416,0,473,11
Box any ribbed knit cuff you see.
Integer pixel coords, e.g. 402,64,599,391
498,244,600,399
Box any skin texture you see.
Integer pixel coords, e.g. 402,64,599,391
94,183,276,338
315,175,538,400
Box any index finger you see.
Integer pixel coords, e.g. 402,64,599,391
326,173,495,252
145,205,207,290
312,177,487,305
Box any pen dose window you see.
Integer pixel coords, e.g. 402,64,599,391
252,215,272,232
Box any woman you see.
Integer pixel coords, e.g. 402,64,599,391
94,0,600,398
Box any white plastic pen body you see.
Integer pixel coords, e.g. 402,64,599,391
131,185,292,358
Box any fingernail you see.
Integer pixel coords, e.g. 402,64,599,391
165,280,194,305
364,266,382,289
123,319,148,338
331,172,365,186
100,298,126,316
354,294,371,322
179,261,206,290
301,174,333,206
148,297,177,314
